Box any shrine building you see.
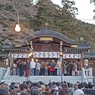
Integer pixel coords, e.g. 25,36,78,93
0,26,95,75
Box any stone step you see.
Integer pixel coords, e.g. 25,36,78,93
5,76,84,85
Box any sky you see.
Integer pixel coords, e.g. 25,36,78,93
51,0,95,25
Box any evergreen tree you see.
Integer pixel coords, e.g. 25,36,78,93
31,0,77,33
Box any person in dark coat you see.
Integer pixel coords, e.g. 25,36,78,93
16,59,22,76
18,60,24,76
66,62,72,76
24,60,30,77
0,88,8,95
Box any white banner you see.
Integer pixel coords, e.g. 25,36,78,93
11,53,29,58
11,52,81,59
63,54,81,59
33,52,60,58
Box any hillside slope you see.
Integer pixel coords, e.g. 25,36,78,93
0,0,95,50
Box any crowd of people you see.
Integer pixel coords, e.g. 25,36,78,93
1,59,94,95
0,80,95,95
13,59,81,77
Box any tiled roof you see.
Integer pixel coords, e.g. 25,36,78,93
1,45,28,51
77,44,91,49
0,51,9,57
27,26,78,44
83,52,95,58
64,43,91,50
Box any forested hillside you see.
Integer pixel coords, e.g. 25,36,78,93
0,0,95,50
